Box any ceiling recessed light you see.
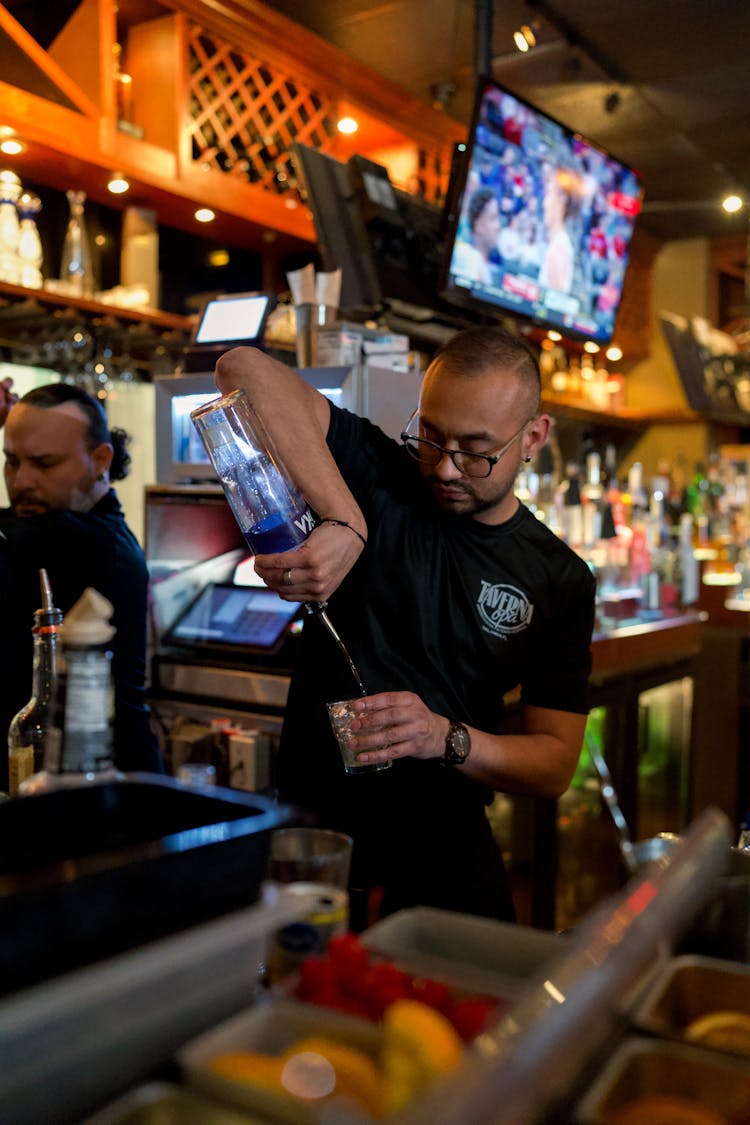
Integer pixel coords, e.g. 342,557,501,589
583,341,600,354
107,172,130,194
195,207,215,223
337,116,358,135
606,345,623,362
0,138,25,156
722,194,743,214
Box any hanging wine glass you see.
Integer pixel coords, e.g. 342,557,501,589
68,320,95,378
60,190,94,297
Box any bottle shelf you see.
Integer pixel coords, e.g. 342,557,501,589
541,391,702,428
0,279,194,333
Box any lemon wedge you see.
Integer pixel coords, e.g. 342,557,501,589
381,998,464,1114
683,1009,750,1057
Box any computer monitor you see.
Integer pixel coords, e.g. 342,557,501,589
291,142,381,314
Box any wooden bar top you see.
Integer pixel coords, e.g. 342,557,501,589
591,610,705,682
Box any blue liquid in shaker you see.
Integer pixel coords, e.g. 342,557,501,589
245,511,305,555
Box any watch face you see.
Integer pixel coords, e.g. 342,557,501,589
446,722,470,762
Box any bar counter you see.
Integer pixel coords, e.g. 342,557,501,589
503,607,706,930
591,608,704,681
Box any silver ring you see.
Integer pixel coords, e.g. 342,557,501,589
283,568,293,587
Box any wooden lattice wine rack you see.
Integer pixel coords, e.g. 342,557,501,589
185,21,450,206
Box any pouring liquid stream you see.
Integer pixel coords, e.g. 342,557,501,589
306,603,367,696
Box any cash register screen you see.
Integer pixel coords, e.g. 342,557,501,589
165,583,300,653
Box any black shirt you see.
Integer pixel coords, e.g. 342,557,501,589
277,406,595,921
0,490,163,790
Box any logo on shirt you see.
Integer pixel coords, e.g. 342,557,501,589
477,581,533,637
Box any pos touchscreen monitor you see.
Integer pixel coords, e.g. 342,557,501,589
184,292,276,371
440,76,643,344
164,583,301,655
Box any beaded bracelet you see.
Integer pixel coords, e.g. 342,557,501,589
319,517,368,548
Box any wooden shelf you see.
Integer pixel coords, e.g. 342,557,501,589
541,392,702,429
0,280,194,333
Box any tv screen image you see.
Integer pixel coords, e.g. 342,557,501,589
441,77,643,344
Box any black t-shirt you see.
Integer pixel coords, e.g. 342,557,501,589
0,490,163,789
278,405,596,920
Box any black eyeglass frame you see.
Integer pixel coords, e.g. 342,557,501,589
400,409,533,479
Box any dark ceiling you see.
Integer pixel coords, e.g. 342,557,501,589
3,0,749,248
264,0,750,245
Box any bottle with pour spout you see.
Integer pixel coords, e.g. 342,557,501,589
191,390,367,696
19,588,124,794
7,569,63,796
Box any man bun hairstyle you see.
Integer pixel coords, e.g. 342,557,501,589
20,382,132,481
108,427,131,481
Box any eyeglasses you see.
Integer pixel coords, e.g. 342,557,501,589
400,411,532,480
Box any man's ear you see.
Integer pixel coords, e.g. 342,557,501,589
524,413,551,460
92,442,114,478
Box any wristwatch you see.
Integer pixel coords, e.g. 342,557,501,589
443,720,471,766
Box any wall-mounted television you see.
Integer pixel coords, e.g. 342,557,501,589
440,76,643,344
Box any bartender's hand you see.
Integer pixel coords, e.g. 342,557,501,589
0,378,18,428
254,519,366,603
346,691,448,765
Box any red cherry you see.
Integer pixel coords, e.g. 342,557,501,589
408,977,452,1013
297,956,336,999
369,979,410,1019
327,932,370,987
449,998,499,1041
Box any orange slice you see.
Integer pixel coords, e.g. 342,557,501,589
209,1050,285,1090
282,1036,384,1117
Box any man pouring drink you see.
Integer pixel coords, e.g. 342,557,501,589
214,326,595,927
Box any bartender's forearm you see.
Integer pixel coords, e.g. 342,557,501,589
214,347,366,535
351,693,586,799
457,709,586,798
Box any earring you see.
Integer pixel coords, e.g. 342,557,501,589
523,455,532,464
96,472,104,481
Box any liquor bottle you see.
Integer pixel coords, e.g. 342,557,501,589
19,587,123,795
581,451,603,548
627,461,649,514
16,191,43,289
60,189,94,297
561,461,583,547
678,513,700,607
0,169,21,285
7,569,62,796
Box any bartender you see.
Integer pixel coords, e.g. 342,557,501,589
0,379,163,789
215,327,595,926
